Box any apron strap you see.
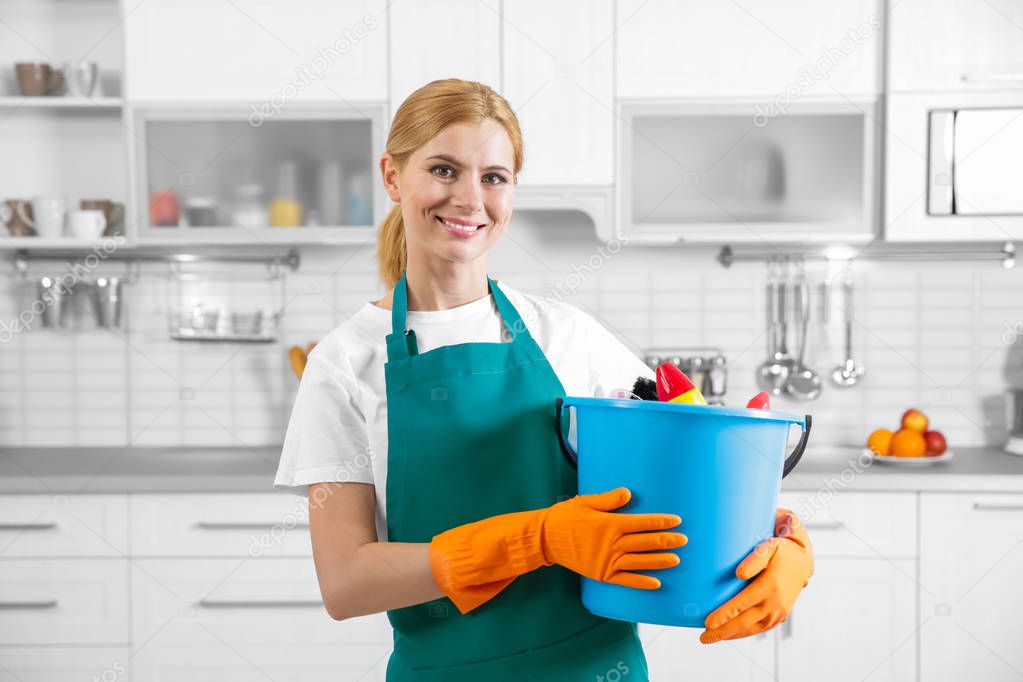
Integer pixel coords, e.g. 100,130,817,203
385,271,537,363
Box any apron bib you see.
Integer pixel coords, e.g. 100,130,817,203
382,271,648,681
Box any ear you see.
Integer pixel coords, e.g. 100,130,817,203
380,153,401,203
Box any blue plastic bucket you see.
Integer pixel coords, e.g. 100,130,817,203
555,396,811,628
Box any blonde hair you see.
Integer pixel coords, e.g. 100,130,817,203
376,79,524,291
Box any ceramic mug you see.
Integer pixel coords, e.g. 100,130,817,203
18,197,65,238
67,209,107,239
80,199,125,236
3,200,35,236
15,63,64,96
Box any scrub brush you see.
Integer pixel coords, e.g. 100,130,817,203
631,376,658,400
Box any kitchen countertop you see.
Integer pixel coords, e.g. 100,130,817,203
1,445,1023,494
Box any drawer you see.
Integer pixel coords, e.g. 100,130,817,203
0,559,130,645
131,558,392,651
777,491,917,558
129,493,313,557
0,494,128,557
0,648,132,682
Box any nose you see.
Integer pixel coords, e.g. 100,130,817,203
451,175,484,214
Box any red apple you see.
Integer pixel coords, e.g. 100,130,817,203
924,430,947,456
901,409,929,432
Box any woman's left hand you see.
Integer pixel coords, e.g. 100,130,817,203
699,507,814,644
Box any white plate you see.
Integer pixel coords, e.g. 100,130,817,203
864,449,955,466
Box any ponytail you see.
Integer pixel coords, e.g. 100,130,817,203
376,204,407,291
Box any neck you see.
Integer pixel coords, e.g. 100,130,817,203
402,258,490,311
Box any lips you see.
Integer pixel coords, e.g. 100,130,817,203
436,215,486,235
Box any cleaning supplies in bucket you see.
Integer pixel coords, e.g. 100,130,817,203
554,395,811,628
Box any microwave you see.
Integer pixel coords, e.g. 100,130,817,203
928,107,1023,216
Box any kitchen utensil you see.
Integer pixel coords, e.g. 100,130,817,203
556,396,811,627
271,160,303,227
19,197,66,238
317,160,344,225
231,183,267,228
67,209,106,239
231,310,265,335
785,274,822,400
3,200,35,236
15,63,64,96
832,279,865,387
67,61,98,96
92,277,122,328
1006,389,1023,455
757,264,793,395
37,276,70,328
183,197,221,227
346,168,372,225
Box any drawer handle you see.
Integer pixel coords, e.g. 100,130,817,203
804,521,844,530
0,600,59,610
0,523,58,531
194,522,310,530
973,502,1023,511
197,599,322,609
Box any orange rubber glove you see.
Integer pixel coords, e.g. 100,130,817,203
700,507,813,644
430,487,687,614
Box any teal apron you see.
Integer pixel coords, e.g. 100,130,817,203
382,271,649,681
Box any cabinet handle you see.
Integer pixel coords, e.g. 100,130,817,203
197,599,322,609
804,520,844,530
973,502,1023,511
194,522,309,530
0,600,59,610
961,73,1023,84
0,523,57,531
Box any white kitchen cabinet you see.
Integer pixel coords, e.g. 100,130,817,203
887,0,1023,93
388,0,501,119
0,649,133,682
777,491,917,558
130,557,392,681
640,623,775,681
122,0,388,102
616,0,882,99
0,494,128,557
919,493,1023,682
777,558,917,682
502,0,615,187
617,100,879,244
0,558,130,645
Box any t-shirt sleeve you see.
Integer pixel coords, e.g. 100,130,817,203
579,311,654,397
273,346,374,497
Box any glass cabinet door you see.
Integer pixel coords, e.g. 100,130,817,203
132,104,385,243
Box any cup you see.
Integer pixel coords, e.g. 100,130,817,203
67,209,107,239
18,197,65,238
80,199,124,236
92,277,122,328
15,63,64,96
68,62,98,97
37,276,70,328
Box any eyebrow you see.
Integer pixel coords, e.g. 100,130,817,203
425,154,511,175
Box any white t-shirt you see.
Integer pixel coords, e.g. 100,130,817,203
273,278,654,541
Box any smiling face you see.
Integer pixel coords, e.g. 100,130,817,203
381,119,516,270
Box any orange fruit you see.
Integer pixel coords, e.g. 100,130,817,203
901,409,929,433
890,429,927,457
867,429,894,456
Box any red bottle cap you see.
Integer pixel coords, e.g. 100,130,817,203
746,391,771,410
656,362,696,402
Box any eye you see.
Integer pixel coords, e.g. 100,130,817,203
430,165,455,179
483,173,507,185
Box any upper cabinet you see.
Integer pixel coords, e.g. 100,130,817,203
122,0,388,102
616,0,882,99
502,0,615,187
388,0,501,119
888,0,1023,93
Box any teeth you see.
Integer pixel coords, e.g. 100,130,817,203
440,217,482,232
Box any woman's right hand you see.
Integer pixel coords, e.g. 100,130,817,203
540,487,686,590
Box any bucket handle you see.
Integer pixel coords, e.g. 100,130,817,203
556,397,812,478
783,415,812,478
555,397,579,470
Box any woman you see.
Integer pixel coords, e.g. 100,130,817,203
274,78,814,681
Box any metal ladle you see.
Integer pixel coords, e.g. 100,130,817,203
757,263,792,395
786,273,822,400
832,278,865,387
